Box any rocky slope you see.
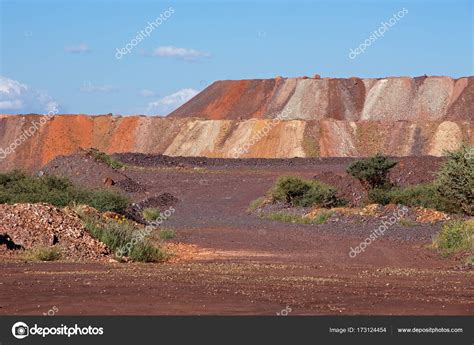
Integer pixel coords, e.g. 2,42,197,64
0,76,472,170
169,76,474,120
0,203,109,261
0,115,471,170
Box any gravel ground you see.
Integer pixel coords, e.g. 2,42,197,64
1,154,472,315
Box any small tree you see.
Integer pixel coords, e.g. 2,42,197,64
347,154,397,190
270,176,311,205
270,176,345,207
436,146,474,215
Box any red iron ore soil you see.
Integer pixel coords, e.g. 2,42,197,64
0,155,472,315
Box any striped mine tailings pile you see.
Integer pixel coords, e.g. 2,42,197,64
1,76,473,170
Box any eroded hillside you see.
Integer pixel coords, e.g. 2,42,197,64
0,114,472,171
0,76,473,170
169,76,474,121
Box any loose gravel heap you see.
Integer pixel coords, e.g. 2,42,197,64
43,149,144,193
0,203,109,261
136,193,179,209
124,193,179,224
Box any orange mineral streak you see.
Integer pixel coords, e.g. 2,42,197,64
0,115,472,171
449,77,469,106
40,115,94,166
169,76,473,121
318,121,336,157
91,115,116,150
202,80,251,120
0,76,473,171
107,116,139,153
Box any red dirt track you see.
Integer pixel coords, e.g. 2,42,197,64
1,156,472,315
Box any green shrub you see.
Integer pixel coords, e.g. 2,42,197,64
436,146,474,215
387,184,439,208
312,210,334,224
159,229,175,240
270,176,311,205
89,149,124,169
389,184,447,209
270,176,345,208
0,169,25,186
78,211,166,263
367,188,392,205
24,246,61,261
0,171,129,213
347,154,397,189
129,242,167,262
433,220,474,255
248,197,266,211
263,211,332,225
264,212,315,224
299,182,346,208
83,189,129,213
367,184,451,212
142,208,161,221
81,213,134,250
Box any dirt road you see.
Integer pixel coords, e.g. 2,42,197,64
1,157,472,315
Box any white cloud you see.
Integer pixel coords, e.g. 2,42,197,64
0,77,28,95
147,46,210,61
65,43,91,54
146,88,198,115
80,82,118,93
140,89,155,97
0,76,60,114
0,100,23,110
36,91,59,113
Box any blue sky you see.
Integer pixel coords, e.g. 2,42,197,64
0,0,472,115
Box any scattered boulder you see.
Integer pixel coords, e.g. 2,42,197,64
414,207,450,223
103,177,115,186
